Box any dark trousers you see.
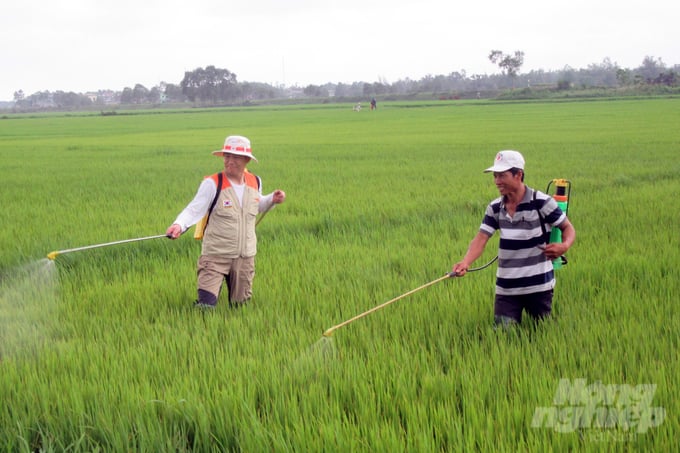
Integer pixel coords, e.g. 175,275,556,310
494,289,554,324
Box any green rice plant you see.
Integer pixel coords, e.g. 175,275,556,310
1,98,678,451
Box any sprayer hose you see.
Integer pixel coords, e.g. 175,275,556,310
467,256,498,272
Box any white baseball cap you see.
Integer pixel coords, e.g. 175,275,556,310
212,135,258,162
484,150,525,173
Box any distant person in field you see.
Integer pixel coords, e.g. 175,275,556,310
370,98,377,110
166,135,286,309
451,150,575,326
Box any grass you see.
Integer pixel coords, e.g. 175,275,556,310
1,98,679,451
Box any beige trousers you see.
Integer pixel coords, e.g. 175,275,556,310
197,255,255,304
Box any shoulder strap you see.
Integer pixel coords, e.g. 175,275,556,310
205,172,223,228
244,171,261,191
534,189,568,265
534,189,549,243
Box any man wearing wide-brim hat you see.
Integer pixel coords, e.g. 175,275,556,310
167,135,286,308
451,150,575,326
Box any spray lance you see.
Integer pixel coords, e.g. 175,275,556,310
545,178,571,269
47,234,170,261
322,259,497,338
48,204,274,260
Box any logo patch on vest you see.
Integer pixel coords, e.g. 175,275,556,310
222,199,233,207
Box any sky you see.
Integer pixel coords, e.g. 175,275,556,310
1,0,678,101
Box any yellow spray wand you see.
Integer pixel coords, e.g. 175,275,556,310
322,273,455,337
321,257,499,337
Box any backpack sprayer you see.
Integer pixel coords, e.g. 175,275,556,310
545,178,571,269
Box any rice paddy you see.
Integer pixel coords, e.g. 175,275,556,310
1,98,678,451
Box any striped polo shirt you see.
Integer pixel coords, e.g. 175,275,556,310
479,186,566,296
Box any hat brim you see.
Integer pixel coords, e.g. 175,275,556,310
212,150,258,162
483,164,514,173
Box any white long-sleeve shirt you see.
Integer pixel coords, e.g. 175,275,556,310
173,177,274,232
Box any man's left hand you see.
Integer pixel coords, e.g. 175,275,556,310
272,190,286,204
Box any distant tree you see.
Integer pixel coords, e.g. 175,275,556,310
14,90,53,108
303,84,327,97
584,57,620,86
616,68,633,86
239,82,280,101
556,80,571,90
163,83,186,103
52,91,92,108
390,78,417,95
149,86,162,104
361,82,388,96
651,70,678,86
636,56,666,82
120,87,134,104
132,84,149,103
448,70,467,83
489,50,525,87
372,82,388,95
118,84,150,104
334,83,349,97
181,65,238,103
13,90,25,102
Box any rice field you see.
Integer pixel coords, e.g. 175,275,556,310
1,98,679,451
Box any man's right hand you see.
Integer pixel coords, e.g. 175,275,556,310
166,223,182,239
451,262,469,277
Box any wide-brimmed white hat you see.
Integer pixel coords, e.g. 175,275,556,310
212,135,258,162
484,150,524,173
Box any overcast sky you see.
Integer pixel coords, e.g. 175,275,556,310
1,0,677,101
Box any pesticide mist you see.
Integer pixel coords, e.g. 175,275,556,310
0,259,59,358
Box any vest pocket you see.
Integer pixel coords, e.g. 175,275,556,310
248,200,259,216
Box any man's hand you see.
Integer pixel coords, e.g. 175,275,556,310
540,243,568,260
451,262,469,277
166,223,182,239
272,190,286,204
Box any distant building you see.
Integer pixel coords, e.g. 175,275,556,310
285,87,305,99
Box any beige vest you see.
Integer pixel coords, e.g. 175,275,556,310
202,179,260,258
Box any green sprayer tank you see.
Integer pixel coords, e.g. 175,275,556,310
546,179,571,269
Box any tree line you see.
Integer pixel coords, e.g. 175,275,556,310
9,55,679,110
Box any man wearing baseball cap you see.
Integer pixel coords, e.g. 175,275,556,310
166,135,286,308
452,150,575,326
